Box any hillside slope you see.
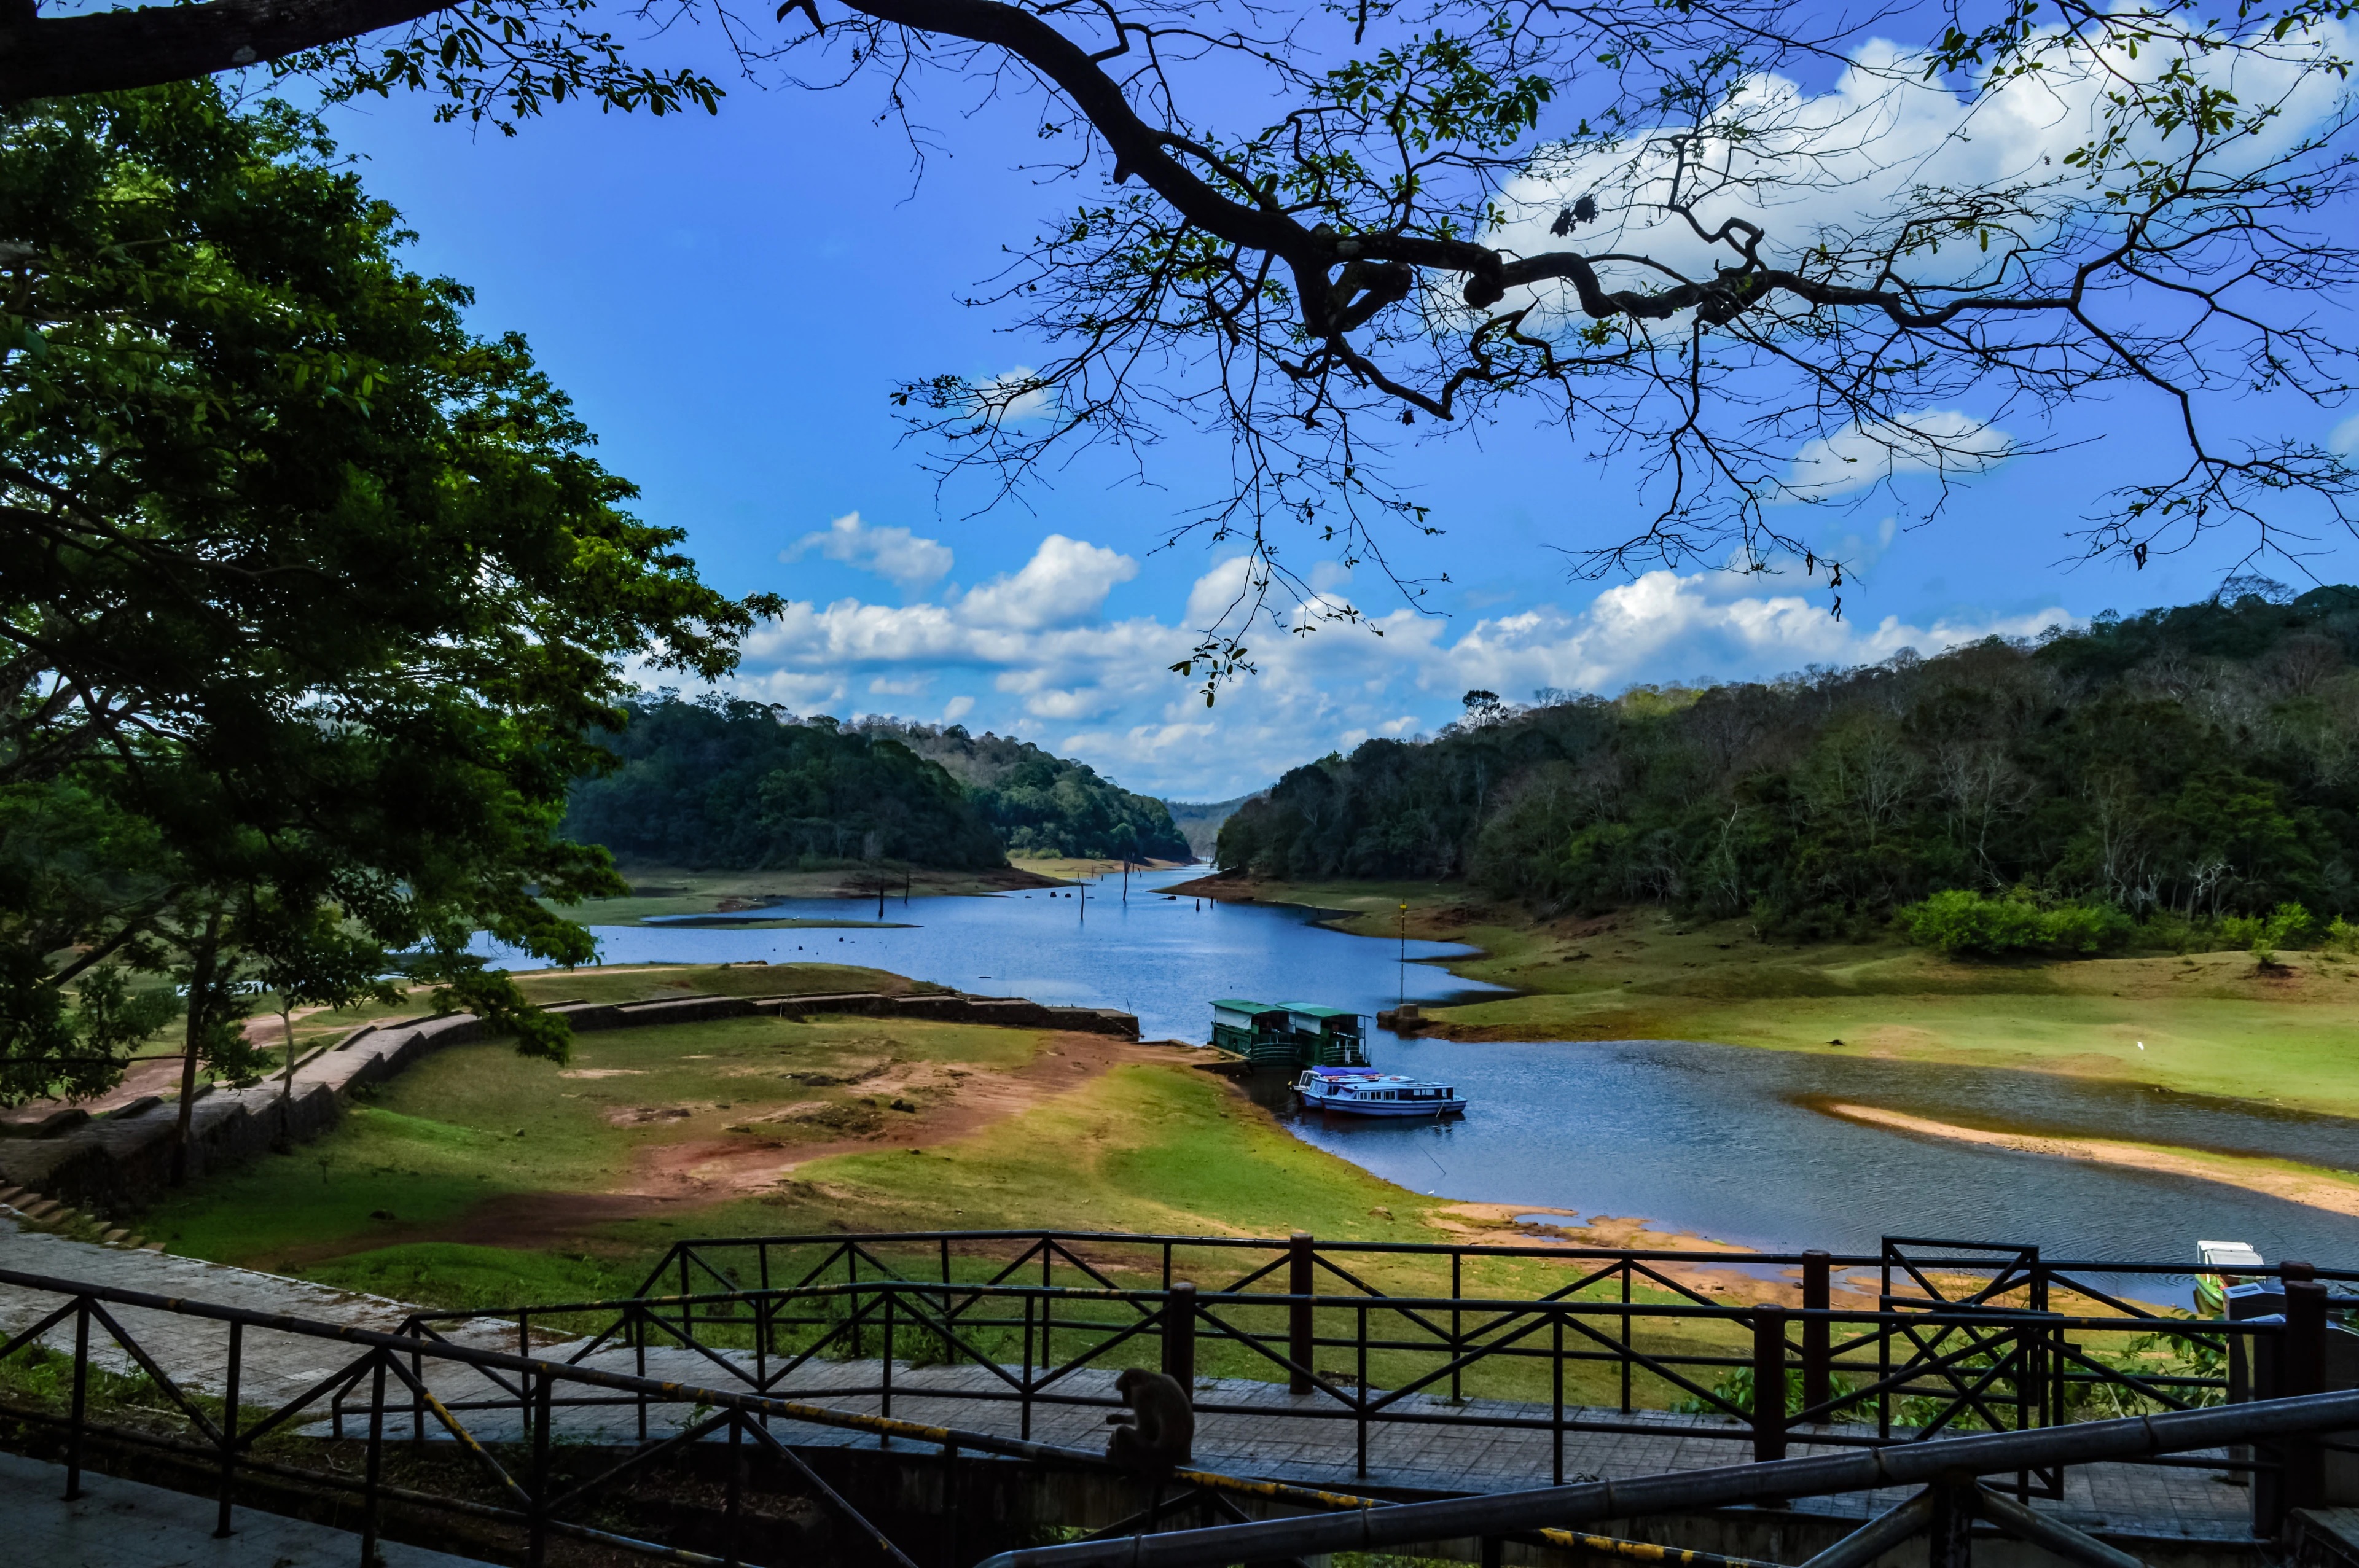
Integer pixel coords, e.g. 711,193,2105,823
857,719,1191,861
1217,585,2359,938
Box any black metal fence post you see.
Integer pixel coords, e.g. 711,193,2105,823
214,1319,241,1537
1552,1308,1565,1486
1356,1300,1369,1477
634,1301,650,1444
1621,1263,1634,1414
726,1410,746,1568
359,1352,387,1568
1451,1250,1464,1403
1289,1231,1314,1395
1163,1282,1197,1391
1927,1477,1975,1568
528,1366,554,1568
942,1440,961,1568
883,1287,897,1440
1801,1251,1831,1418
2285,1278,2330,1513
63,1300,88,1501
1753,1306,1788,1464
1020,1292,1035,1440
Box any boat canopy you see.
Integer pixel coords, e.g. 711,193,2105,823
1278,1003,1363,1036
1305,1064,1382,1078
1211,999,1291,1031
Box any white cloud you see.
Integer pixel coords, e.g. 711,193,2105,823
2330,413,2359,458
1490,23,2353,316
727,526,2073,795
784,511,955,590
1783,410,2014,500
959,535,1140,630
973,366,1058,427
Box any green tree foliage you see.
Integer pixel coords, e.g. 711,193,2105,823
858,720,1191,861
564,698,1006,870
1895,892,2135,958
1,85,769,1107
1218,588,2359,941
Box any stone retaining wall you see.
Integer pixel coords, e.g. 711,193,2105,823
0,988,1136,1219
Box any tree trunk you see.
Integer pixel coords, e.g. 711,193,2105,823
280,1005,295,1145
170,916,223,1187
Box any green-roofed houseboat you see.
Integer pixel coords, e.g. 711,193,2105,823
1209,1000,1369,1069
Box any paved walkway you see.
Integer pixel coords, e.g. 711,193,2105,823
0,1449,485,1566
0,1219,2258,1549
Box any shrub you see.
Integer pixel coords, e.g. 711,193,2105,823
1898,890,2132,958
2041,902,2137,955
2250,902,2314,967
1899,890,2048,955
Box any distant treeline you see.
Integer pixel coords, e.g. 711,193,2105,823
1164,794,1261,860
1216,585,2359,943
564,698,1187,869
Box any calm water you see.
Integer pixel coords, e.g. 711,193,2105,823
491,867,2359,1297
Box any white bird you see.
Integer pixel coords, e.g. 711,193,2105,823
2137,1040,2146,1050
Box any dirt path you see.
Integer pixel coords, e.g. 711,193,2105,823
1820,1101,2359,1219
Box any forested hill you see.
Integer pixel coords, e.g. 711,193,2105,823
1215,586,2359,939
562,698,1188,869
564,699,1004,869
854,720,1191,861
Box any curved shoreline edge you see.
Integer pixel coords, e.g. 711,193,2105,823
1817,1100,2359,1219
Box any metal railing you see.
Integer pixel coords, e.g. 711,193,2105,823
969,1389,2359,1568
391,1230,2352,1510
2,1247,2353,1568
0,1263,1342,1568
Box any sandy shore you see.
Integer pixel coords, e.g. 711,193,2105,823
1820,1101,2359,1219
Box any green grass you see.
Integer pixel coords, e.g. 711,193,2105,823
784,1061,1444,1236
504,960,945,1005
551,863,1068,924
143,1008,1049,1271
1200,878,2359,1119
305,1242,647,1309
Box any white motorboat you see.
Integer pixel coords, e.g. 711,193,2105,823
1292,1065,1466,1118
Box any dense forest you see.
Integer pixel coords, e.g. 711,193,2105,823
1215,585,2359,946
852,720,1191,861
562,698,1188,869
565,698,1004,868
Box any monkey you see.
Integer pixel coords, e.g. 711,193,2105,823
1105,1367,1194,1472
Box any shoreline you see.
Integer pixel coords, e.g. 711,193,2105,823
1165,873,2359,1122
1817,1101,2359,1219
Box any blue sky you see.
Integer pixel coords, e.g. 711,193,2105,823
299,37,2359,800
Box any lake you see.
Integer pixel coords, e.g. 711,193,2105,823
493,866,2359,1299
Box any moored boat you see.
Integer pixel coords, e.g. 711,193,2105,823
1292,1065,1466,1117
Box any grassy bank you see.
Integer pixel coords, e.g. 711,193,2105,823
1174,876,2359,1120
137,957,2198,1407
146,961,1521,1287
554,864,1075,926
137,961,1788,1406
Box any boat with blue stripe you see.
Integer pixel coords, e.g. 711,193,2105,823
1291,1064,1467,1118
